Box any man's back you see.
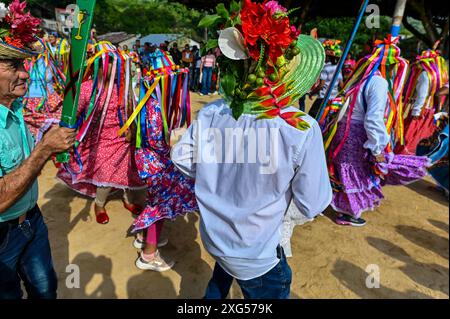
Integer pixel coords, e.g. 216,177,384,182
172,100,332,280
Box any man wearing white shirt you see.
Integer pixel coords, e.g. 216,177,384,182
171,100,331,298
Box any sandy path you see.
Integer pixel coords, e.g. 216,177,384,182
37,94,449,299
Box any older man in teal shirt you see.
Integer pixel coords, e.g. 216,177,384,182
0,57,76,299
0,100,39,223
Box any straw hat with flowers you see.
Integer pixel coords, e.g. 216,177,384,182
0,0,42,59
199,0,325,130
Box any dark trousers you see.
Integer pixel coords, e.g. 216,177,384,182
190,67,200,91
309,98,324,119
204,246,292,299
298,95,306,112
0,206,57,299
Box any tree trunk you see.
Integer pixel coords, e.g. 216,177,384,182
405,0,444,49
297,0,313,32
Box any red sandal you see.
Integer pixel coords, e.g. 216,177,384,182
94,205,110,224
123,201,143,216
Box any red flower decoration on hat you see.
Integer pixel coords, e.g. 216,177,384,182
4,36,23,48
240,0,296,63
3,0,41,48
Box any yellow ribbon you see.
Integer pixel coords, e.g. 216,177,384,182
324,122,338,151
117,76,160,136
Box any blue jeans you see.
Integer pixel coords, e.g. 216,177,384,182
204,246,292,299
0,206,57,299
201,67,213,95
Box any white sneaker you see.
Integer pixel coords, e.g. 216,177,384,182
198,92,204,96
133,237,168,249
135,251,175,272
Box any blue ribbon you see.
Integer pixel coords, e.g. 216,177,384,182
59,111,85,174
116,53,125,128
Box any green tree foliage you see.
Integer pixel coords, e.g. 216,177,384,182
303,16,392,57
25,0,203,40
93,0,203,40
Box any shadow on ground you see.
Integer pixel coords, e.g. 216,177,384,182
366,236,448,296
395,225,449,260
331,259,433,298
405,179,448,206
127,213,212,298
41,182,94,297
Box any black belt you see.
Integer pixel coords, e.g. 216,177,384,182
0,205,39,228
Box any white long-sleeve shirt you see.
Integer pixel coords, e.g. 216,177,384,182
412,71,430,116
171,100,332,280
349,75,390,156
319,62,343,99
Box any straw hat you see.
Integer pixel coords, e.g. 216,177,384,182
276,35,325,101
0,40,43,59
0,0,42,59
208,0,325,127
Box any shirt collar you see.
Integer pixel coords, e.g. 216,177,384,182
0,100,23,128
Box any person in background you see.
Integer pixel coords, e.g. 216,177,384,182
329,39,429,227
134,39,144,57
190,46,201,92
395,50,448,155
169,43,181,66
308,39,344,119
181,44,193,68
212,47,222,94
140,42,152,70
159,43,167,51
90,27,98,44
57,43,145,225
122,44,130,55
343,52,356,82
46,31,70,73
199,50,216,96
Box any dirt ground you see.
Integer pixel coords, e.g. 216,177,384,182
37,94,449,299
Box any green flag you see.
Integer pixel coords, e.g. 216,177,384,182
57,0,96,163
